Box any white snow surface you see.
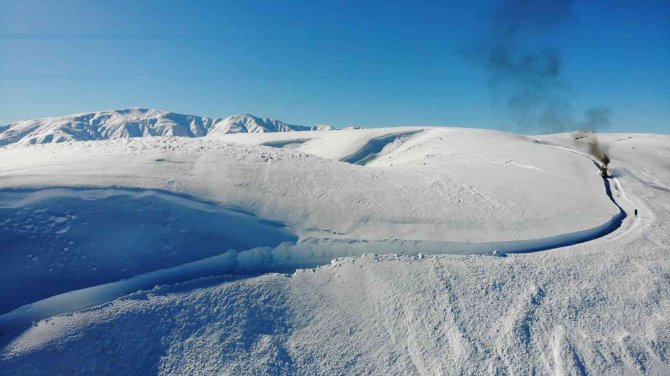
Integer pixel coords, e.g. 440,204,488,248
0,109,334,146
0,128,668,374
0,127,617,242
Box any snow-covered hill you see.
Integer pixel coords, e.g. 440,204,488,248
0,127,623,315
0,128,668,374
0,109,334,146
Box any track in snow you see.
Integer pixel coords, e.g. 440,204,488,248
0,143,635,335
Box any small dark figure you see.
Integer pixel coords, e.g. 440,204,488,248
634,209,638,217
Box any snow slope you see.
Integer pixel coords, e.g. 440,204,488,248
0,109,334,146
0,130,668,374
0,128,618,243
0,188,296,313
0,128,623,316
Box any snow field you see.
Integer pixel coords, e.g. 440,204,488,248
0,129,668,374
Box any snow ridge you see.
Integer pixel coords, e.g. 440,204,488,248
0,109,335,146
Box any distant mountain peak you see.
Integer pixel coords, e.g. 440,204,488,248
0,109,336,146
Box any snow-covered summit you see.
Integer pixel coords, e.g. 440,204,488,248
208,114,333,135
0,108,334,146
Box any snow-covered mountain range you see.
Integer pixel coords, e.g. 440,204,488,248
0,108,335,146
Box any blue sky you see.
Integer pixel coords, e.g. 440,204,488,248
0,0,668,133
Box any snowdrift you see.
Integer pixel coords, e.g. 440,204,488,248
0,188,296,313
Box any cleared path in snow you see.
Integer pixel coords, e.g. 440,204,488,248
0,142,635,334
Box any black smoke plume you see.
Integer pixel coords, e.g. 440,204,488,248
463,0,613,139
578,106,612,166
